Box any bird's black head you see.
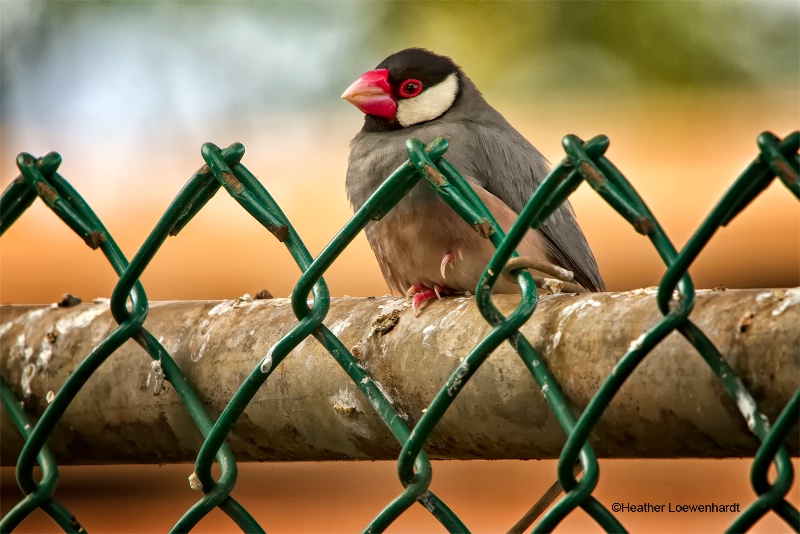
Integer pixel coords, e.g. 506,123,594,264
342,48,463,131
376,48,459,96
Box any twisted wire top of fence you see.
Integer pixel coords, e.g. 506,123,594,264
1,130,798,533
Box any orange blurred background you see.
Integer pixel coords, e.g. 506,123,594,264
1,1,798,532
2,95,798,533
2,91,798,305
2,460,799,533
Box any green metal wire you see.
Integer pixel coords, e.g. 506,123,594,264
1,150,259,533
655,130,800,533
186,139,465,534
0,378,84,533
1,130,797,534
397,136,622,533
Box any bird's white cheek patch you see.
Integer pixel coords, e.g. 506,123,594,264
396,73,459,127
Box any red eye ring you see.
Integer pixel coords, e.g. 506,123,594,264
399,78,423,98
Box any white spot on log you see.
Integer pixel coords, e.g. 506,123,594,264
26,308,51,322
627,286,659,296
560,298,601,317
551,297,601,352
208,301,233,316
0,322,12,338
1,308,51,347
377,298,410,314
332,388,373,437
422,325,436,348
552,331,562,350
21,364,35,398
21,306,51,325
55,305,107,335
439,300,470,329
755,291,773,303
304,345,315,369
329,315,353,337
194,319,214,363
331,387,360,414
151,359,165,395
246,300,268,313
772,287,800,316
17,334,26,358
37,338,53,369
46,390,54,403
195,330,213,362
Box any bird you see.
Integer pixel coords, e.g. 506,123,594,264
342,48,605,315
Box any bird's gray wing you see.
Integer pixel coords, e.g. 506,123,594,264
461,117,607,292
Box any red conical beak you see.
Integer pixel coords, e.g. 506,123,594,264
341,69,397,119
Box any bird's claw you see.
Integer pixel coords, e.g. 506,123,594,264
406,283,427,303
411,290,435,317
501,256,589,294
406,283,455,317
440,251,456,279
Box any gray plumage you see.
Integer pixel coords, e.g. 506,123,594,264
344,48,605,295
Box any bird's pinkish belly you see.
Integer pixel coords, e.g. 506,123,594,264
365,203,532,295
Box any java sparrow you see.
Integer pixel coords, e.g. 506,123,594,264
342,48,605,315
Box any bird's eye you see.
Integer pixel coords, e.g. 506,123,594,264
399,79,423,98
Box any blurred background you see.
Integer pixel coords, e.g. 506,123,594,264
1,1,798,532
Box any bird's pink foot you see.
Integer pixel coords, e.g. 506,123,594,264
406,283,456,317
405,283,427,303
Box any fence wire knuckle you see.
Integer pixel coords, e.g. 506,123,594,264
1,130,798,533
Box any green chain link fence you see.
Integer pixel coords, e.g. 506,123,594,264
1,130,798,533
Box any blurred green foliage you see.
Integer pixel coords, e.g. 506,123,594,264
370,1,800,94
1,0,797,135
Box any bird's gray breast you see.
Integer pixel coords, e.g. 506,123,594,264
345,121,481,212
345,113,605,292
